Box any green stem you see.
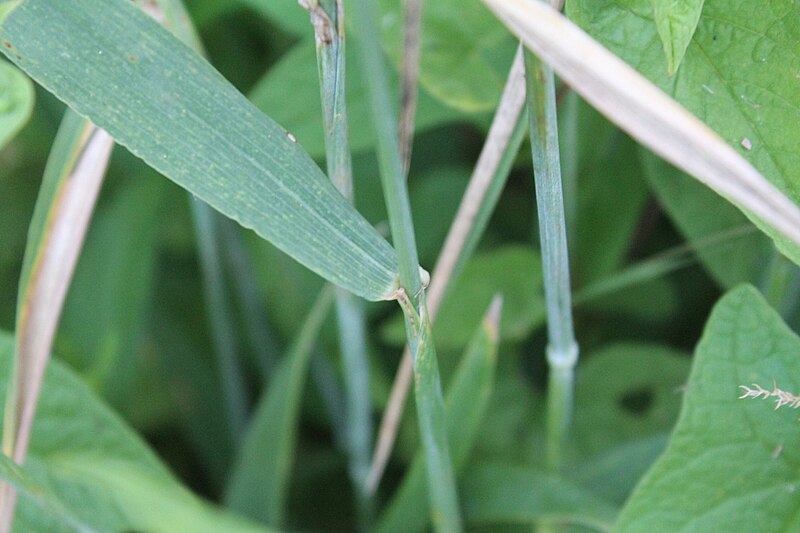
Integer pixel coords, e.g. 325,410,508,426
190,202,248,445
349,0,461,530
302,1,375,527
524,46,578,473
349,0,422,303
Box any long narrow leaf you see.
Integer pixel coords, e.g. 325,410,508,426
1,109,113,533
482,0,800,257
224,286,335,527
0,0,400,302
377,297,502,533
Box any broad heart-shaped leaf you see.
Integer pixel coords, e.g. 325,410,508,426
0,58,32,148
0,0,400,302
378,0,516,112
640,149,773,289
566,0,800,265
650,0,705,75
615,285,800,532
0,331,270,532
572,343,691,460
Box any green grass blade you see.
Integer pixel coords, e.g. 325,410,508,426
0,0,399,302
190,202,248,445
483,0,800,260
524,46,579,472
349,0,422,300
349,0,462,527
0,59,33,149
367,53,526,493
377,297,501,533
2,109,113,520
224,286,335,527
302,2,375,525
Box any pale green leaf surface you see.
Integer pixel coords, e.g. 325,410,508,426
640,149,772,288
382,246,545,349
573,344,690,459
376,299,500,533
650,0,705,75
566,0,800,265
0,58,32,149
249,38,460,161
615,285,800,532
461,462,617,530
0,331,271,532
0,0,399,302
0,452,92,533
378,0,516,112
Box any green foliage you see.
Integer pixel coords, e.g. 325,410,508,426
566,0,800,265
0,59,32,149
378,0,515,112
0,0,399,301
0,0,798,531
616,286,800,531
650,0,705,75
0,331,269,532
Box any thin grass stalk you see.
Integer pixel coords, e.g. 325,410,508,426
573,225,757,306
349,0,422,300
143,0,252,448
300,0,374,525
524,46,578,472
0,116,113,533
398,0,423,176
482,0,800,251
366,48,527,493
190,202,248,444
219,221,280,382
349,0,461,529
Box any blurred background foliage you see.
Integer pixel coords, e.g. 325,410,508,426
0,0,791,529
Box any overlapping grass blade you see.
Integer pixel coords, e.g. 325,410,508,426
377,297,501,533
349,0,462,528
482,0,800,258
302,2,374,524
0,108,113,530
0,0,399,302
224,286,335,527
